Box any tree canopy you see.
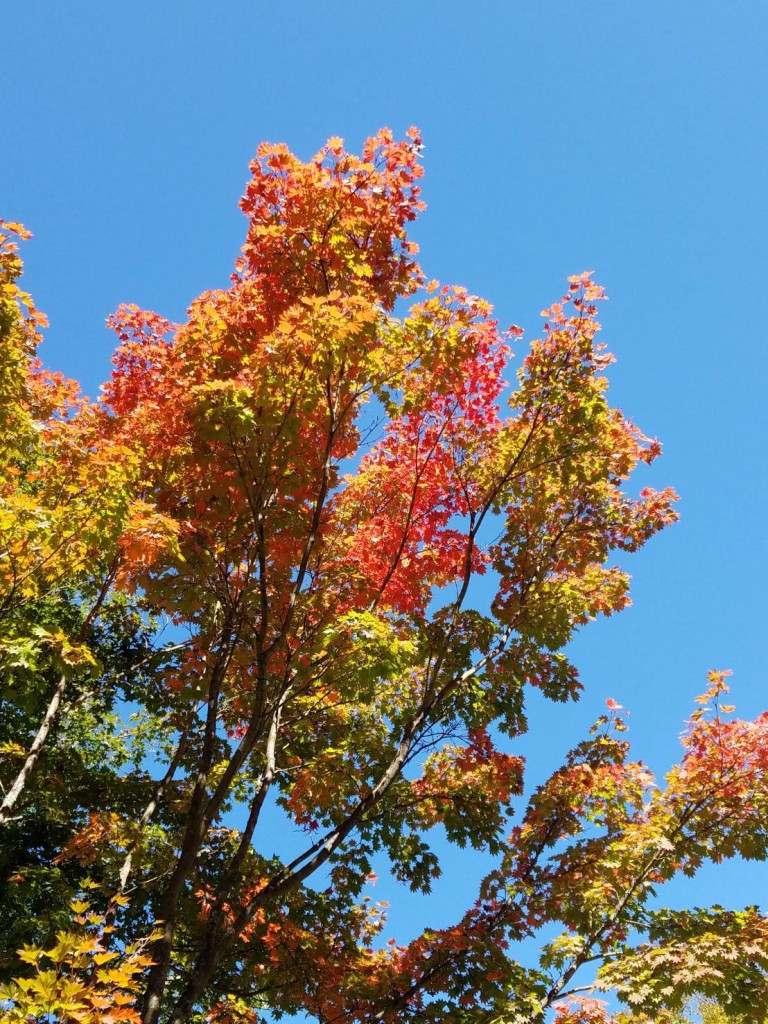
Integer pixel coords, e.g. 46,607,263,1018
1,130,766,1024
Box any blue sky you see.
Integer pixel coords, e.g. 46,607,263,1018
3,0,767,982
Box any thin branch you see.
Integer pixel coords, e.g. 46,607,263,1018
0,561,118,826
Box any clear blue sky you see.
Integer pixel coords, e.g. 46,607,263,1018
3,0,767,966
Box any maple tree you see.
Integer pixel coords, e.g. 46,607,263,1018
1,130,766,1024
616,999,757,1024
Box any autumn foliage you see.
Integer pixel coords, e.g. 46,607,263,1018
1,130,766,1024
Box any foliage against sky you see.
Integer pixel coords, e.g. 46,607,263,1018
1,127,767,1023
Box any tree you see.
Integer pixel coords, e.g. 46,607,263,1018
615,997,760,1024
1,130,766,1024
